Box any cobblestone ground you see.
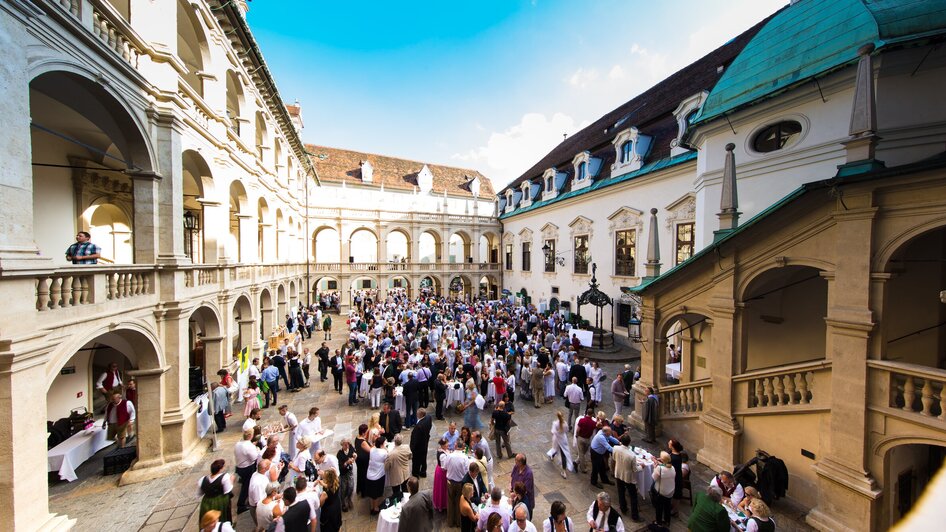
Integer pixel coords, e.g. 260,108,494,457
49,330,814,532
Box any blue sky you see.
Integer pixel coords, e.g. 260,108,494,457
248,0,787,189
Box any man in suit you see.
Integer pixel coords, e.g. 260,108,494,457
402,371,422,427
411,408,433,478
568,359,588,396
461,462,488,506
399,477,434,532
379,402,402,442
433,373,448,420
316,342,330,382
384,434,413,499
329,349,343,394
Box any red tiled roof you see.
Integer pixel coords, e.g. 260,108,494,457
286,104,301,117
306,145,496,199
500,11,779,196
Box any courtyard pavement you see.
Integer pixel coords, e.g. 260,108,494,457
48,331,814,532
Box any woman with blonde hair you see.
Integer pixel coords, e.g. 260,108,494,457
319,468,343,532
738,486,761,514
463,380,483,430
459,482,479,532
287,436,311,483
546,410,573,478
651,451,676,527
368,411,384,439
746,498,775,532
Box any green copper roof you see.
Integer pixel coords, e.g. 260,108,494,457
694,0,946,126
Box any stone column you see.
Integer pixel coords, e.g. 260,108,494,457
237,214,254,263
124,365,170,471
152,116,187,265
201,336,226,381
630,301,658,431
0,342,71,530
698,284,741,473
808,195,880,531
128,171,161,263
199,200,223,264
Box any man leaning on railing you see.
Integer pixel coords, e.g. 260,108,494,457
65,231,101,264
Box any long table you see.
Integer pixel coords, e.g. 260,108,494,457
48,419,113,482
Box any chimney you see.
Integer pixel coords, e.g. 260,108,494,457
838,43,885,176
644,208,661,278
716,143,741,239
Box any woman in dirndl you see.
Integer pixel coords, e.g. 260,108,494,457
197,459,233,526
432,438,450,511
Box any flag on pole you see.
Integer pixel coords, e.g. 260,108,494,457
239,346,249,372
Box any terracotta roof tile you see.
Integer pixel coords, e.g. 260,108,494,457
306,145,496,199
285,104,301,117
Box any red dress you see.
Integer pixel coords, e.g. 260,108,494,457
432,450,448,511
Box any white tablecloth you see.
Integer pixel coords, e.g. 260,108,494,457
360,374,372,396
445,383,465,408
376,492,411,532
394,387,407,417
726,502,748,530
487,382,497,402
48,419,113,482
665,362,681,380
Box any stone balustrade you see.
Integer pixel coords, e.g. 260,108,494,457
33,266,155,311
659,380,710,418
733,360,831,413
870,360,946,420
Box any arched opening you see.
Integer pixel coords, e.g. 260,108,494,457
313,276,340,311
420,275,441,297
289,280,299,309
225,70,245,137
448,275,472,299
177,0,209,97
83,203,133,264
287,215,295,262
419,230,441,263
883,226,946,369
277,284,288,324
30,70,152,264
349,276,378,307
254,111,268,161
228,181,248,262
312,226,340,263
273,138,285,182
388,276,411,298
187,305,223,399
741,266,827,371
275,208,284,261
386,230,410,263
258,289,274,343
46,328,161,490
349,228,378,263
448,232,471,264
478,275,495,300
661,314,713,385
257,198,270,262
182,150,213,263
885,444,946,528
231,295,254,358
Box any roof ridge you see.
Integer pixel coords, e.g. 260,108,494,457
305,143,486,176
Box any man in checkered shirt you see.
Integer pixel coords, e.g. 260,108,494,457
65,231,101,264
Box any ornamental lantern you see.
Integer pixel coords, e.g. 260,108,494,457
627,313,642,342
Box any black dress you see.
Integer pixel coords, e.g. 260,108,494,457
671,452,684,499
320,488,343,532
460,503,477,532
355,436,370,496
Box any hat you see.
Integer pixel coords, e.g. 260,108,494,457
200,510,221,528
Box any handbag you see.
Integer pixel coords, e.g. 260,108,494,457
456,402,467,414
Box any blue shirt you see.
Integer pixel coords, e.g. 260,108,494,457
66,241,101,264
591,431,620,454
443,430,461,450
261,366,279,383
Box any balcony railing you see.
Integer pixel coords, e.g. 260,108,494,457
659,380,711,418
869,360,946,421
52,0,146,70
32,265,156,311
308,207,499,226
308,262,500,275
733,360,832,414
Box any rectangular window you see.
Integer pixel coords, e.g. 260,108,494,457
544,239,556,272
522,242,531,271
617,303,633,327
505,244,513,271
615,229,636,276
577,162,587,180
621,141,633,163
574,235,590,274
676,222,695,265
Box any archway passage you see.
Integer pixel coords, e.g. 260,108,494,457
448,275,472,299
349,228,378,263
386,230,410,263
885,444,946,528
388,276,411,298
661,313,712,385
231,294,254,357
228,181,248,262
30,70,153,264
418,230,440,263
478,275,497,300
349,276,378,308
312,227,341,263
313,276,340,312
183,150,213,263
187,305,223,399
420,276,441,297
742,265,827,371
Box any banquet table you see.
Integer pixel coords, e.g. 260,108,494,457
665,362,682,380
445,382,465,408
394,387,406,417
631,447,656,500
310,428,335,444
725,502,749,531
360,374,372,396
47,419,112,482
487,381,497,402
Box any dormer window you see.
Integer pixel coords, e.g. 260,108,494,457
545,175,553,191
611,127,652,175
360,160,373,183
571,151,602,191
542,167,565,200
670,91,708,156
505,190,514,211
417,164,433,193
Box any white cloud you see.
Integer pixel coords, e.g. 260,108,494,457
608,64,625,80
567,67,599,88
453,112,587,189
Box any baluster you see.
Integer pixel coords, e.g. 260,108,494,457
753,379,764,408
685,389,694,412
938,384,946,421
920,380,935,416
122,273,131,297
36,277,50,311
774,376,785,406
762,377,773,407
70,276,82,306
131,273,140,296
785,372,798,404
143,273,151,294
50,277,63,308
108,273,118,299
902,376,916,412
80,276,90,304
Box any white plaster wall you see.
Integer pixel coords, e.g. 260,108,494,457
31,134,76,265
47,351,91,421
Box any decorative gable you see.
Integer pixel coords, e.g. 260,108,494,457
569,215,594,238
541,223,559,240
417,165,433,193
608,206,644,234
571,151,603,191
542,167,567,200
665,193,696,228
611,127,653,175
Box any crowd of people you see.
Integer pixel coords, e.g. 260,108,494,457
195,292,777,532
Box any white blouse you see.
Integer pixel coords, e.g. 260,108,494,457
367,447,388,480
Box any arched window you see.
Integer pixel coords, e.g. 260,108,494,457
621,141,633,163
752,121,802,153
577,161,588,180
